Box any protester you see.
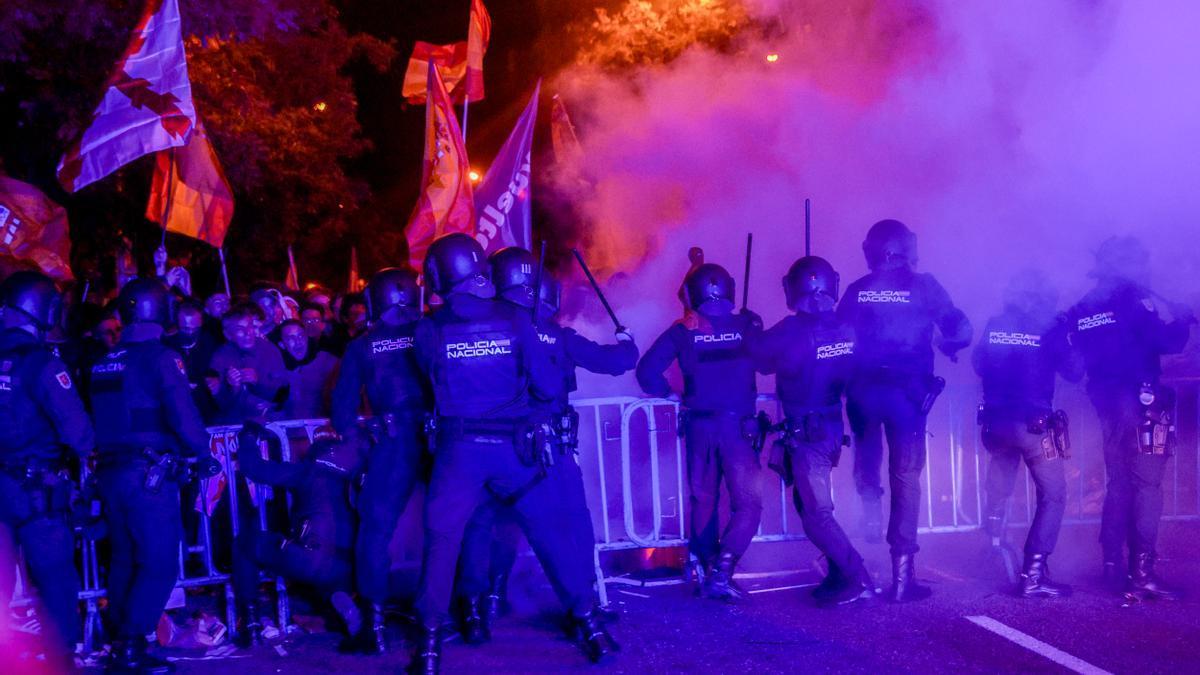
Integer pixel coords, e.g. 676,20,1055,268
278,319,339,420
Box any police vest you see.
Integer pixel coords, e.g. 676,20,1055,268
430,302,528,419
677,312,757,414
0,341,56,457
775,315,856,415
978,313,1059,410
89,341,176,453
362,321,429,413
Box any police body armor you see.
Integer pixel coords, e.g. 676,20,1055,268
0,339,73,523
0,341,57,456
429,300,543,470
90,342,182,464
676,311,758,416
362,321,429,414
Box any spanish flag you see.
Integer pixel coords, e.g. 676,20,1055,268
405,63,475,270
145,118,234,248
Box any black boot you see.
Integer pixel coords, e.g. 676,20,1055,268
1019,553,1071,599
362,602,388,655
1126,552,1179,602
234,605,265,649
818,565,878,608
703,552,747,602
410,626,441,675
685,553,710,595
111,635,175,674
571,609,618,665
483,572,510,623
811,560,846,603
888,553,931,603
1102,560,1126,593
332,592,364,652
460,595,490,645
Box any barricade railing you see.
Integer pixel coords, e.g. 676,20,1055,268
577,380,1200,602
65,419,332,652
14,381,1198,647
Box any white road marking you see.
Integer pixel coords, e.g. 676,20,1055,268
748,583,818,595
616,589,651,598
965,615,1114,675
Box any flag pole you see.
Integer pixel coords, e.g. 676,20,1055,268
804,198,811,256
287,244,300,289
218,247,232,297
461,99,470,140
159,147,178,251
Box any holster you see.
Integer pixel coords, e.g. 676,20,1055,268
554,407,581,454
10,462,73,525
142,449,178,493
915,374,946,416
1138,385,1176,456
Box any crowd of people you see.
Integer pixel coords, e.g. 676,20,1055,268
0,219,1194,674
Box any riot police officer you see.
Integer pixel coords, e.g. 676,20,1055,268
88,278,217,673
456,247,636,642
0,271,93,666
751,257,876,606
1067,237,1193,600
411,234,611,673
973,271,1081,598
837,219,971,602
636,261,763,602
330,267,431,654
231,422,363,648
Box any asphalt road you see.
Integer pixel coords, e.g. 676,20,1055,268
163,520,1200,674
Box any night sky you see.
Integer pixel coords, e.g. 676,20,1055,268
338,0,604,225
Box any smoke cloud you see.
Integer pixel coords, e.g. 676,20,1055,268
553,0,1200,396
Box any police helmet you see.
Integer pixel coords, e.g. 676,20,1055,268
683,263,735,312
1090,235,1150,283
1,270,61,331
862,219,917,271
1002,268,1058,317
117,277,173,326
489,247,561,316
783,256,840,311
366,267,420,320
423,233,494,298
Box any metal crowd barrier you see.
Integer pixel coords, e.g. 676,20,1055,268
573,380,1200,603
67,419,330,652
11,381,1198,648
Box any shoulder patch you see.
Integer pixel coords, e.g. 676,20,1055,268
56,371,73,390
1141,298,1157,313
175,358,187,377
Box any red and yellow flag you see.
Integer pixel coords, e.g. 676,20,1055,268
145,119,233,247
405,63,475,270
401,0,490,104
0,175,74,281
464,0,491,102
401,41,470,104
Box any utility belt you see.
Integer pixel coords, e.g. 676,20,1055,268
0,457,72,524
676,409,761,441
858,367,945,415
977,404,1071,460
766,410,852,485
433,415,554,469
1137,383,1176,456
375,408,426,438
551,406,581,454
97,447,190,493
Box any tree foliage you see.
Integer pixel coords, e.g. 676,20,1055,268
0,0,394,294
575,0,749,69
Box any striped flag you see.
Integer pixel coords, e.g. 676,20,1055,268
57,0,197,192
405,63,475,270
